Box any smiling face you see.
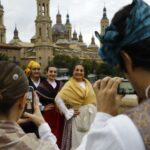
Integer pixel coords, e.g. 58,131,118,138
73,65,85,82
47,67,57,81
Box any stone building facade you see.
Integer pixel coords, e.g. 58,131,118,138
0,0,109,72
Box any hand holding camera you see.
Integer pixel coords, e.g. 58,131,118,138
22,87,46,127
93,77,124,115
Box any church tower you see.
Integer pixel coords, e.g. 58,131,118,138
100,6,109,36
65,13,72,40
9,26,22,45
72,30,78,41
88,36,98,50
0,1,6,43
31,0,52,44
31,0,53,72
78,32,83,43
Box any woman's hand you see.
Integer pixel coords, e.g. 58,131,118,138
23,92,46,127
93,77,123,116
73,108,80,117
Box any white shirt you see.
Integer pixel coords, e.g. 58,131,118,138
31,78,41,88
79,81,86,89
38,122,59,150
77,113,145,150
47,79,57,89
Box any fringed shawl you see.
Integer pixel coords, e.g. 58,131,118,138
58,77,96,107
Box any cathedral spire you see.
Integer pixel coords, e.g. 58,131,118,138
65,12,72,40
102,6,108,19
31,0,52,44
66,13,70,24
100,5,109,36
14,25,19,39
72,30,78,41
56,9,62,24
91,36,95,45
78,32,83,43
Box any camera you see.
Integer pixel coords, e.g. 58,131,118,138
25,86,34,113
118,79,136,95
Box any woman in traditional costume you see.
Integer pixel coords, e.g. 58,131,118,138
37,66,64,148
55,64,97,150
20,60,45,136
25,60,45,90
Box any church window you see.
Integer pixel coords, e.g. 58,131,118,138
46,27,49,37
39,27,42,37
39,4,41,15
42,3,45,16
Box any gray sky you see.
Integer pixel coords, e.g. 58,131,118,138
1,0,150,45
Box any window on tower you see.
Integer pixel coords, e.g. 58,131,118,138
46,27,49,38
47,4,48,15
39,4,41,15
42,3,45,16
39,28,41,37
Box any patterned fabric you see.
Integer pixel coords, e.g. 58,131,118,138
95,0,150,66
61,118,72,150
126,99,150,150
0,120,57,150
58,77,96,107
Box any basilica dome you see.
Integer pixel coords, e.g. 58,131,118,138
52,24,66,34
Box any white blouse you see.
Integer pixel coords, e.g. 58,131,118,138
76,113,145,150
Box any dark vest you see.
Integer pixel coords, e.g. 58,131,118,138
28,76,45,90
37,80,61,105
126,99,150,150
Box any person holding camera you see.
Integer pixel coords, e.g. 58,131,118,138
77,0,150,149
0,61,59,150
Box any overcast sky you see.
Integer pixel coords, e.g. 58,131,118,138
1,0,150,45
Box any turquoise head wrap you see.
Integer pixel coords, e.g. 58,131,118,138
95,0,150,66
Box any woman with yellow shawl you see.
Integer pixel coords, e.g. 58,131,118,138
55,64,97,150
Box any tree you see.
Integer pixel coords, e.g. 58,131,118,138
49,55,123,78
49,54,80,75
0,53,8,61
96,63,124,78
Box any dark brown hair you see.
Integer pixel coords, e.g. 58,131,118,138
0,61,29,114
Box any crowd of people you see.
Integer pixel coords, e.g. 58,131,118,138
0,0,150,149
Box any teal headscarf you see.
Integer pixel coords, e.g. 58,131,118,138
95,0,150,66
